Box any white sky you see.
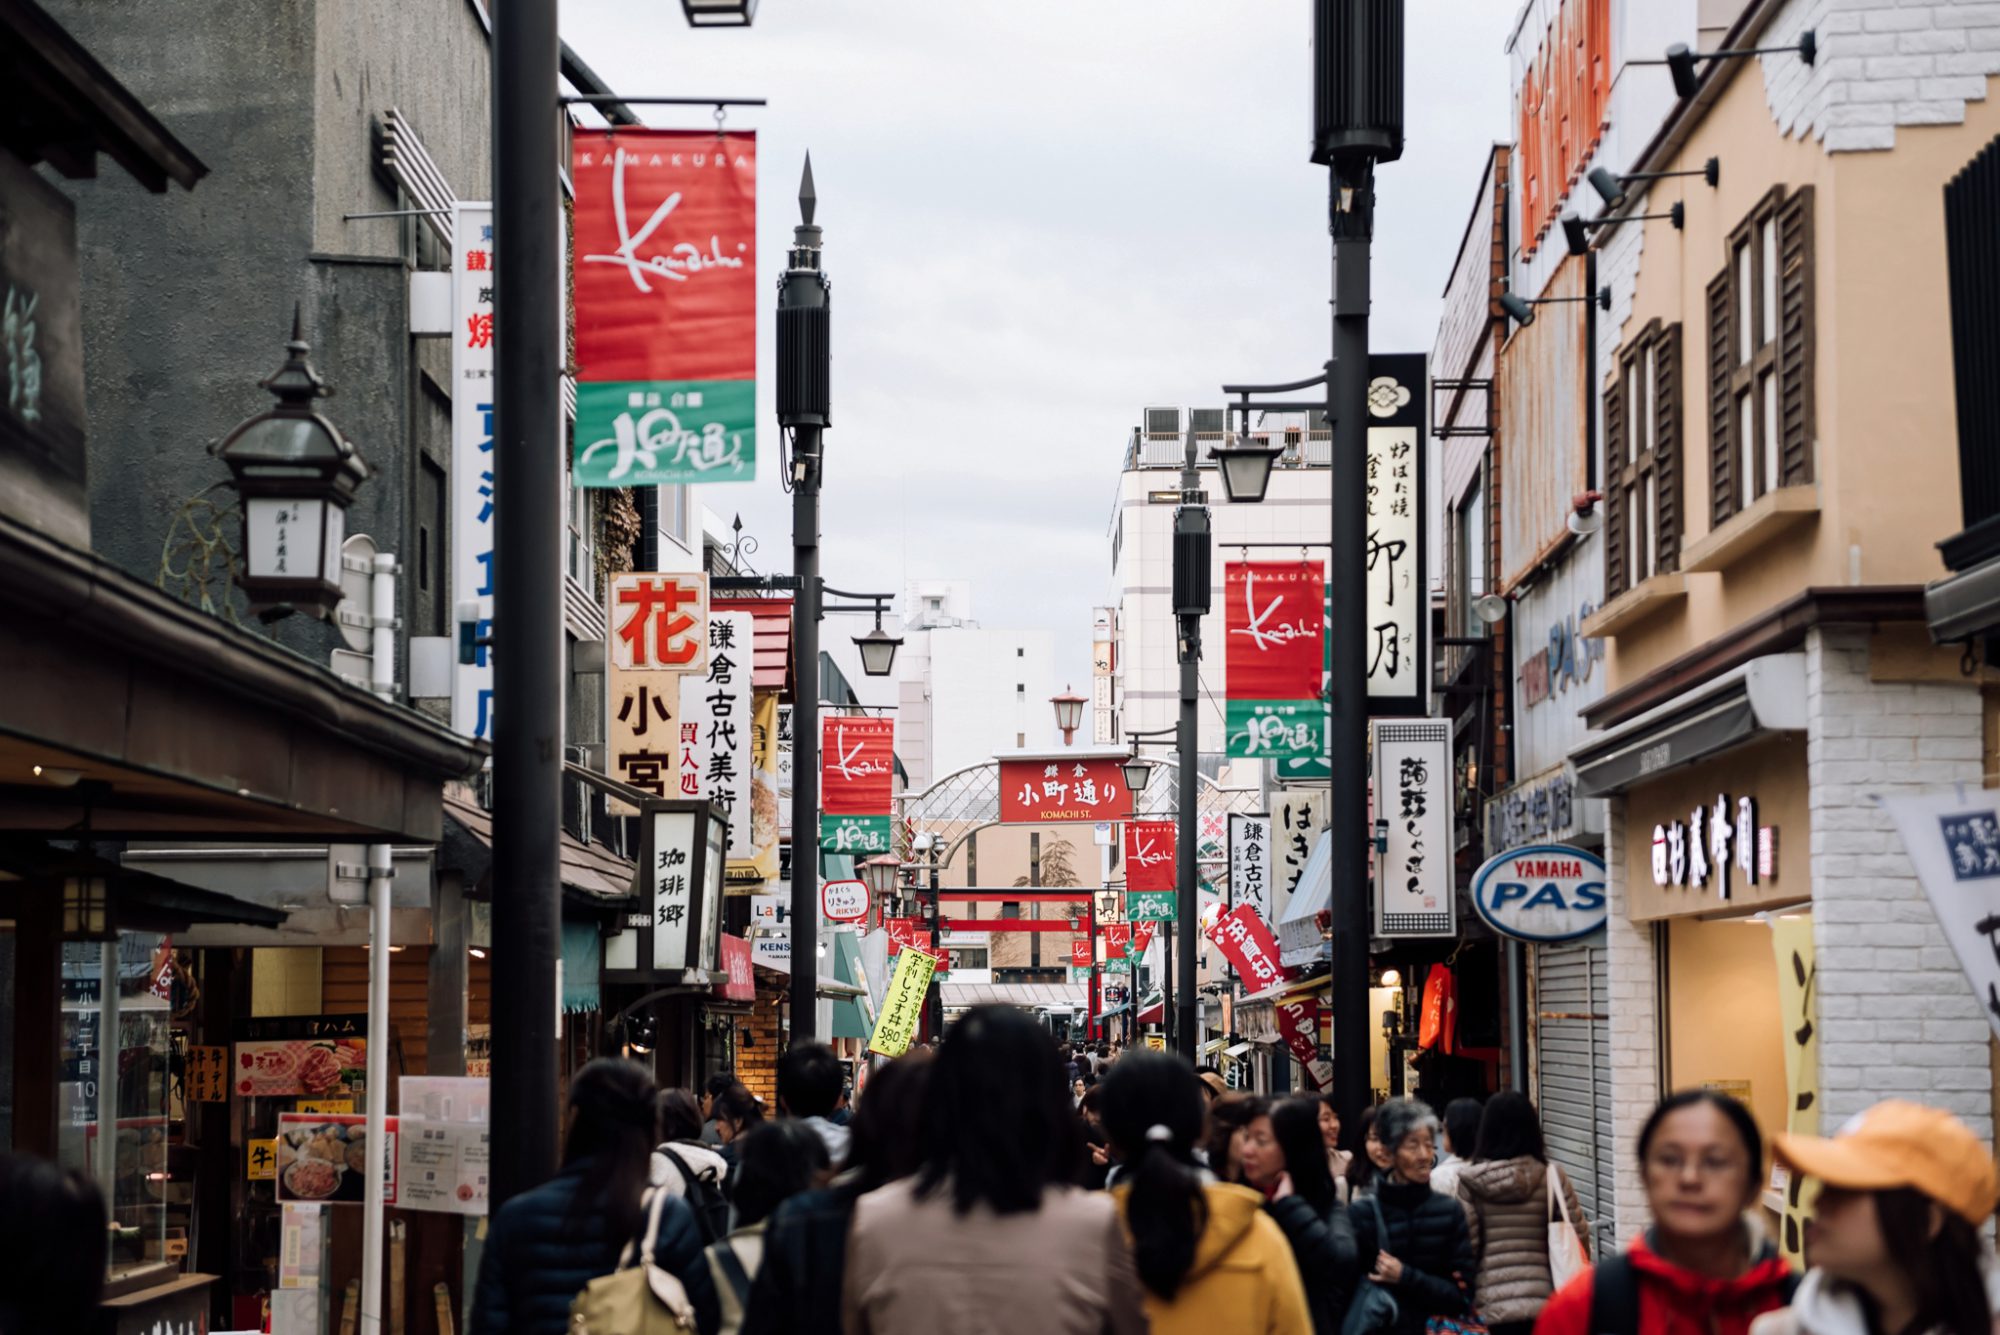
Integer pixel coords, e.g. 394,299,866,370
565,1,1517,692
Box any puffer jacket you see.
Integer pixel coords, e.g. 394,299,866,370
1534,1227,1791,1335
1349,1178,1477,1335
1114,1183,1313,1335
470,1158,720,1335
740,1182,861,1335
1267,1190,1361,1335
1458,1156,1589,1324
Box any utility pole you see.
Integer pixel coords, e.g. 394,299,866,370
779,158,829,1049
487,0,563,1210
1172,423,1209,1059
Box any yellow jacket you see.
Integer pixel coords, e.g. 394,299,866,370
1113,1182,1314,1335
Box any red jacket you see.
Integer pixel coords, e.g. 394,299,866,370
1534,1231,1793,1335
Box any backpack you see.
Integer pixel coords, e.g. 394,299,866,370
569,1188,698,1334
659,1145,732,1245
1587,1238,1800,1335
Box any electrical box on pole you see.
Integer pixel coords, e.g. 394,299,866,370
1313,0,1405,166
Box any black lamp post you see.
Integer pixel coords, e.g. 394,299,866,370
213,313,369,621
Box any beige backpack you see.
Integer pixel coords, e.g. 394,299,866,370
568,1188,699,1334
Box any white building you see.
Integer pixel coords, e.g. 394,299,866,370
894,582,1060,794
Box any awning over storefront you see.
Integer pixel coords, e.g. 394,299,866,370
710,598,794,696
1572,654,1807,797
0,842,289,933
752,962,867,999
1278,832,1331,969
940,981,1086,1012
443,790,636,906
1136,991,1164,1025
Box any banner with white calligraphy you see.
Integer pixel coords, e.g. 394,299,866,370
572,130,756,486
1373,720,1455,936
450,203,495,741
1207,904,1287,993
820,715,894,853
1122,820,1176,894
1224,562,1325,761
1366,353,1428,714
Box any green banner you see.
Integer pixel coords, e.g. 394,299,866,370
574,381,756,486
1225,698,1327,761
1275,586,1334,779
820,814,891,855
1126,891,1176,922
1103,957,1132,974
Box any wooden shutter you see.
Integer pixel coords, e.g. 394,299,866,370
1777,186,1816,485
1656,323,1683,571
1604,376,1627,597
1707,269,1737,527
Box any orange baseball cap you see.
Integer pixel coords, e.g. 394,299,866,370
1774,1100,2000,1227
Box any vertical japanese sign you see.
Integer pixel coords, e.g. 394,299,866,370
572,130,757,486
868,947,938,1058
1229,813,1273,921
1122,820,1176,893
650,808,700,970
450,203,495,741
1366,353,1428,714
819,715,894,853
1769,912,1820,1263
1224,562,1325,760
1277,997,1327,1087
1270,791,1323,925
1373,720,1455,935
1091,607,1116,745
700,612,755,861
1881,786,2000,1042
776,705,794,838
607,572,708,815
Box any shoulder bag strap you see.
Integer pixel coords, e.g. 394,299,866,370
712,1239,753,1306
1588,1250,1640,1335
657,1145,695,1189
631,1184,670,1270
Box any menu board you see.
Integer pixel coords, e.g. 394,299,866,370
274,1113,397,1205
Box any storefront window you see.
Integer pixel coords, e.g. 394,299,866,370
58,934,173,1281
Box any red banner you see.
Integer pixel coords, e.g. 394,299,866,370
1278,997,1326,1085
1102,923,1131,960
885,918,930,956
718,935,755,1002
573,131,757,384
821,716,895,815
1070,937,1093,969
1123,820,1176,892
999,757,1134,824
1207,904,1287,991
1225,562,1324,700
1131,920,1158,955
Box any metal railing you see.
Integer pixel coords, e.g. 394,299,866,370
1122,428,1332,471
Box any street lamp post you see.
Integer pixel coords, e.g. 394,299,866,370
1171,425,1208,1060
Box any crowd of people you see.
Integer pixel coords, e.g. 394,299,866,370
4,1005,1997,1335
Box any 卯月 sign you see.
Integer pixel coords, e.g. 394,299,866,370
999,758,1133,824
1470,844,1607,943
1366,353,1428,714
1374,721,1455,936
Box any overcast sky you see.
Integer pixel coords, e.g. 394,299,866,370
565,1,1517,692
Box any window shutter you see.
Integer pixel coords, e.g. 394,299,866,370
1707,269,1737,527
1604,378,1627,597
1656,323,1683,571
1778,186,1816,486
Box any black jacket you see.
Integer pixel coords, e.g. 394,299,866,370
1267,1192,1361,1335
470,1158,720,1335
738,1182,859,1335
1348,1179,1476,1335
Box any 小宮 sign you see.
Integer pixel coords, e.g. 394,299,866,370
1470,844,1607,943
869,947,939,1058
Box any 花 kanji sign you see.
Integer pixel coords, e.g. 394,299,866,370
999,758,1133,824
1225,562,1326,762
1123,820,1176,894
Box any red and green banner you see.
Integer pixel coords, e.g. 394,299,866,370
572,130,757,487
820,715,894,853
1123,820,1176,893
1225,561,1326,762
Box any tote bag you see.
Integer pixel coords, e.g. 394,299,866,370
1547,1163,1589,1293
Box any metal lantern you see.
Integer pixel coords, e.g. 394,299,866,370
212,313,368,620
854,610,903,678
1212,436,1283,503
859,854,902,899
1121,750,1154,795
680,0,756,25
1051,688,1088,745
61,871,114,940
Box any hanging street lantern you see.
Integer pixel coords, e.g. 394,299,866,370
1212,435,1283,504
853,607,903,678
1051,687,1088,745
1121,748,1154,796
859,853,902,899
212,311,369,621
680,0,756,25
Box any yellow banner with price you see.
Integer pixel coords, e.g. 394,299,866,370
868,947,938,1058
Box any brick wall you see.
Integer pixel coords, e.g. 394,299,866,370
738,977,785,1108
1805,627,1992,1135
1761,0,2000,153
1603,797,1663,1243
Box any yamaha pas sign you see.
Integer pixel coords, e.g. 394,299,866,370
1469,844,1607,943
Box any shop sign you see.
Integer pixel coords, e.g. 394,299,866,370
395,1119,489,1215
869,947,938,1058
1373,721,1456,936
1224,562,1326,761
820,715,894,851
0,153,87,543
1070,937,1093,969
1520,604,1604,708
1276,998,1325,1085
821,879,868,924
1123,819,1176,893
1208,904,1286,991
1229,813,1273,919
1486,770,1581,851
1271,791,1323,922
186,1045,229,1103
885,918,929,956
776,704,794,838
275,1113,397,1204
248,1139,279,1181
613,572,709,672
702,613,755,860
297,1100,354,1115
572,130,757,486
1881,786,2000,1041
449,203,499,741
1126,891,1175,922
1649,792,1773,898
1470,844,1607,943
1366,353,1429,715
1102,923,1132,960
999,757,1133,823
606,571,709,815
233,1016,368,1100
1143,1034,1166,1051
627,802,724,977
1103,956,1132,975
741,692,781,879
718,935,755,1001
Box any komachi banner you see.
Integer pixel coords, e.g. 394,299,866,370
572,130,757,487
1070,937,1092,969
1224,562,1325,761
449,203,495,741
999,758,1134,824
1207,904,1287,992
1881,785,2000,1041
1123,819,1176,894
819,715,894,853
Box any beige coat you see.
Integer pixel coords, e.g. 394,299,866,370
842,1178,1148,1335
1456,1156,1589,1325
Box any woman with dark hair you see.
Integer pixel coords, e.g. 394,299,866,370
1319,1095,1353,1203
1430,1096,1485,1199
710,1082,765,1176
741,1052,934,1335
1206,1094,1263,1186
653,1087,730,1206
1535,1090,1793,1335
1237,1097,1363,1334
841,1006,1145,1335
704,1121,828,1335
1100,1053,1311,1335
1347,1103,1393,1200
472,1058,717,1335
0,1154,109,1335
1456,1091,1588,1335
1748,1102,1999,1335
1344,1097,1478,1335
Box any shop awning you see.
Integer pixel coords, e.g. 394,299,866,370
830,930,874,1039
1572,654,1806,797
0,843,289,933
940,981,1086,1012
443,790,636,906
1238,971,1331,1008
1136,991,1164,1025
710,598,794,696
1224,1041,1253,1058
752,961,866,999
1093,1002,1130,1021
1278,831,1331,969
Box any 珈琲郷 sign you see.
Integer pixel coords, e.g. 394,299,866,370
572,130,757,487
819,715,894,852
1224,561,1325,762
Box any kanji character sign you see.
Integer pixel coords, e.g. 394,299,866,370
610,572,708,672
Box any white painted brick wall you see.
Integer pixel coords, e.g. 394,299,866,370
1603,797,1662,1243
1761,0,2000,152
1806,627,1993,1137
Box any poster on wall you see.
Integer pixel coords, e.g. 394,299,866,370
572,130,757,486
450,202,495,742
819,715,895,853
274,1114,397,1205
1224,562,1325,761
1365,353,1428,715
1372,720,1455,936
743,692,781,879
233,1016,368,1099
